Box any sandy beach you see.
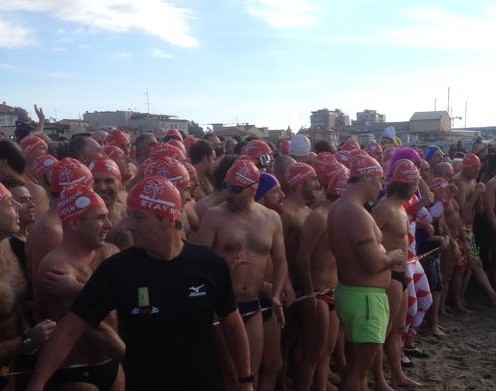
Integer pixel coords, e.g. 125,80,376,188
394,299,496,391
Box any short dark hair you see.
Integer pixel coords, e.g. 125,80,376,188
188,140,214,165
0,139,25,174
135,132,154,148
49,140,70,160
1,175,27,189
68,135,91,158
213,155,236,190
314,140,335,153
386,182,413,199
348,176,362,184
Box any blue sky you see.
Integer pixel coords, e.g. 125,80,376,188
1,0,496,130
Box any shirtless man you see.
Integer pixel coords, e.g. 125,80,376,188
328,155,404,391
35,184,124,390
195,156,236,222
273,155,296,194
372,160,421,390
69,135,103,166
254,173,286,391
294,168,348,391
188,140,216,197
197,158,288,378
26,158,94,289
0,182,55,389
89,157,132,250
134,132,158,164
281,163,321,275
453,153,496,304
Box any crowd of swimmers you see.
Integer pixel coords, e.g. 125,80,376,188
0,105,495,391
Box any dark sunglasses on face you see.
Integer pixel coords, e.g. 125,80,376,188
258,153,274,168
222,181,257,194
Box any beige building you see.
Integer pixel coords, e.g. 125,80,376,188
409,111,451,133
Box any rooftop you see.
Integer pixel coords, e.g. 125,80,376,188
410,111,449,121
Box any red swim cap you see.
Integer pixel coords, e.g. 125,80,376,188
51,158,93,193
285,163,317,188
341,138,360,152
335,150,351,165
391,159,420,185
57,184,106,222
103,145,126,160
127,176,182,221
89,157,122,182
225,159,260,192
327,169,350,196
349,155,383,178
150,142,186,161
32,154,58,183
166,139,186,155
462,153,481,169
366,142,383,156
165,128,183,141
19,135,48,160
311,153,345,187
279,139,291,155
143,157,190,189
243,139,272,159
0,182,12,203
105,130,130,147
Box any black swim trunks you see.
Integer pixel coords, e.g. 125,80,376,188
47,359,119,391
391,271,408,291
238,299,262,322
259,297,273,322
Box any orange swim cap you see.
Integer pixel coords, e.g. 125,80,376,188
57,184,106,222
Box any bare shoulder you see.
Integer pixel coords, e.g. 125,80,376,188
486,177,496,190
307,206,327,230
98,243,120,259
372,197,394,216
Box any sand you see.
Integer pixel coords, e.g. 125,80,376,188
395,301,496,391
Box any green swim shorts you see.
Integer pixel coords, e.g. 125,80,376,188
335,283,389,344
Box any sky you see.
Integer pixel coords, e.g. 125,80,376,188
1,0,496,131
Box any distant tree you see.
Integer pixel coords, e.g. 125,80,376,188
188,121,205,137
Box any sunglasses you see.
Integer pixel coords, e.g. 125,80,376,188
258,153,274,168
222,181,257,194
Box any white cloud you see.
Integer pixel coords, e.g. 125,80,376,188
116,51,132,58
0,18,34,47
2,0,198,48
244,0,319,28
51,47,66,52
381,5,496,50
0,63,14,69
150,48,172,59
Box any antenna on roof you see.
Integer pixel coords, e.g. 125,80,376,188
145,89,150,114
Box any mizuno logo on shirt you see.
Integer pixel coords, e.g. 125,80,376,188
188,284,206,297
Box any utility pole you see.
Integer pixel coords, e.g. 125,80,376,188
145,89,150,114
434,97,437,111
464,101,468,128
447,87,450,113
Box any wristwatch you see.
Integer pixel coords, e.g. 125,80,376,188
21,332,36,355
238,374,255,383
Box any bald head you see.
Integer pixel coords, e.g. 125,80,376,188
433,161,455,180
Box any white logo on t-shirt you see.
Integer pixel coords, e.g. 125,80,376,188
188,284,206,297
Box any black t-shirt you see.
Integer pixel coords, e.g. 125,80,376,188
71,243,237,391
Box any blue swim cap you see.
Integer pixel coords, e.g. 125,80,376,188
424,145,442,161
255,173,279,201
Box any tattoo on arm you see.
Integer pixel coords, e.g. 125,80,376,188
355,237,376,247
